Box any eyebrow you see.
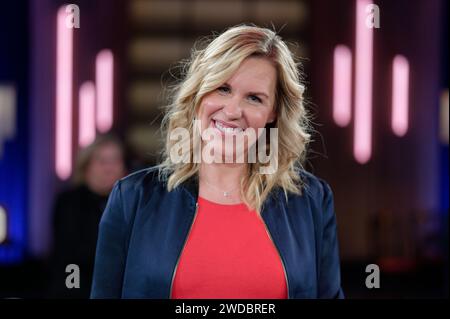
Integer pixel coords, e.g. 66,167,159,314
224,82,270,100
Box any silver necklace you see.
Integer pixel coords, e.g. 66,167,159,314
200,178,240,197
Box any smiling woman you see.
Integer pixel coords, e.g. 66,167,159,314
158,25,311,210
195,57,277,173
91,24,344,299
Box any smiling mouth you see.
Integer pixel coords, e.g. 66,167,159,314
212,119,244,134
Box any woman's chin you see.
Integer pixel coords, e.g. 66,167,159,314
219,150,250,164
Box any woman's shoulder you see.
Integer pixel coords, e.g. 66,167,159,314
107,166,167,208
116,166,165,192
296,168,334,203
284,169,336,229
103,166,166,221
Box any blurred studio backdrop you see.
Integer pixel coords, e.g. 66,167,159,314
0,0,448,298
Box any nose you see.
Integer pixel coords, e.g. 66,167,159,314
222,97,242,119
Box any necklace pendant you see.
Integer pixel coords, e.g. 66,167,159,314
223,191,229,197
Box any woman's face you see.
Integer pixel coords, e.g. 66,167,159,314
197,56,277,162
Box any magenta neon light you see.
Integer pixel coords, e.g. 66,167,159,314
353,0,374,164
333,45,352,127
95,49,114,133
55,5,74,179
391,55,410,137
79,82,96,147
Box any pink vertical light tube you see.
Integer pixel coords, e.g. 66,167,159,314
79,82,96,147
333,45,353,127
353,0,374,164
55,5,74,179
95,49,114,133
391,55,410,137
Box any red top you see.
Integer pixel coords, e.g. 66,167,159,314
171,196,287,299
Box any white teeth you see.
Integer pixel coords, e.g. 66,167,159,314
214,120,243,133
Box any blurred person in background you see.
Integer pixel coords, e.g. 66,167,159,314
47,134,127,298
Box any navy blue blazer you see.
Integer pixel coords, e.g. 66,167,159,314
91,166,344,299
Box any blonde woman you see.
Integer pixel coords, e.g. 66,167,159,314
91,25,344,299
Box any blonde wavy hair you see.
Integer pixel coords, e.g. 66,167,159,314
157,24,312,214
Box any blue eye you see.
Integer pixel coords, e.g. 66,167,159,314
249,95,262,103
217,86,230,94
